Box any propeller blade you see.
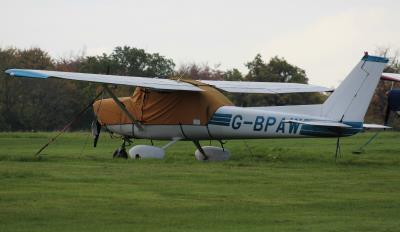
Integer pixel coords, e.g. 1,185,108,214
91,120,102,147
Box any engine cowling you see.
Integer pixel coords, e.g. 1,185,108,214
195,146,230,161
128,145,165,159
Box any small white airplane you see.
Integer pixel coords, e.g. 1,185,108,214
5,53,400,160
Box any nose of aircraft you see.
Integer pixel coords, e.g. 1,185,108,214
92,97,138,125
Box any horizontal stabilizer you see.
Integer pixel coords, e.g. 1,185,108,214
363,124,391,129
381,73,400,82
198,80,333,94
283,119,352,128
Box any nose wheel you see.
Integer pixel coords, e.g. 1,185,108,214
113,146,128,159
113,138,131,159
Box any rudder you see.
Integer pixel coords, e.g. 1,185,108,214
322,54,388,122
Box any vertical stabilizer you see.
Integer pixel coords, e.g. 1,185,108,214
322,54,388,122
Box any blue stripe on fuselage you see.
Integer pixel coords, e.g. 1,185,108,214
300,122,363,137
209,113,232,126
208,121,230,126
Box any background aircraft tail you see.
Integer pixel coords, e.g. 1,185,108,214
322,54,388,122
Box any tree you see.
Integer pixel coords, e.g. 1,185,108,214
245,55,308,83
0,48,94,131
78,46,177,98
175,63,224,80
241,54,324,107
0,46,177,131
223,69,243,81
79,46,175,78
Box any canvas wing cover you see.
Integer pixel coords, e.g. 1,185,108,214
93,85,234,126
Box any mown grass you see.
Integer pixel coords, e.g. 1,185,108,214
0,131,399,231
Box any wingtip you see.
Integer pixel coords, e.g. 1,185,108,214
4,69,49,79
5,69,14,75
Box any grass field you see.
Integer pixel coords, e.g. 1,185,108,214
0,131,399,232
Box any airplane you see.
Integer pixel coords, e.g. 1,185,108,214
4,53,400,161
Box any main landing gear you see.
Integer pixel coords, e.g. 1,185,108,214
193,140,230,161
113,138,131,159
111,138,230,161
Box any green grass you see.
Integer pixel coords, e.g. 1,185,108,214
0,131,400,232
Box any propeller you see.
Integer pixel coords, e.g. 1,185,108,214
91,119,102,147
90,65,110,148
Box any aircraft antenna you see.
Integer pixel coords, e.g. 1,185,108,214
176,66,190,82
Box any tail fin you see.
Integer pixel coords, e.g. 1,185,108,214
322,54,388,122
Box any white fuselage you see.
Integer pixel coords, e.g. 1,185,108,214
103,55,388,142
105,105,361,140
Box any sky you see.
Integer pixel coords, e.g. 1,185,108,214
1,0,399,87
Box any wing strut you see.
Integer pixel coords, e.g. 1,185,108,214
102,84,143,130
34,90,105,158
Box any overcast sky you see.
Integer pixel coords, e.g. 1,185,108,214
1,0,399,87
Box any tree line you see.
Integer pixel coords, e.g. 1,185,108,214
0,46,398,131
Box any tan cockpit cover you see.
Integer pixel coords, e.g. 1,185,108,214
94,81,233,125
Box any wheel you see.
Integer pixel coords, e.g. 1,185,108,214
113,147,128,159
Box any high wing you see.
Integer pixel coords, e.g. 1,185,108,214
5,69,203,92
381,73,400,82
5,69,331,94
198,80,333,94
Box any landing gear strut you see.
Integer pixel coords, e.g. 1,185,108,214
193,140,208,160
113,138,131,159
